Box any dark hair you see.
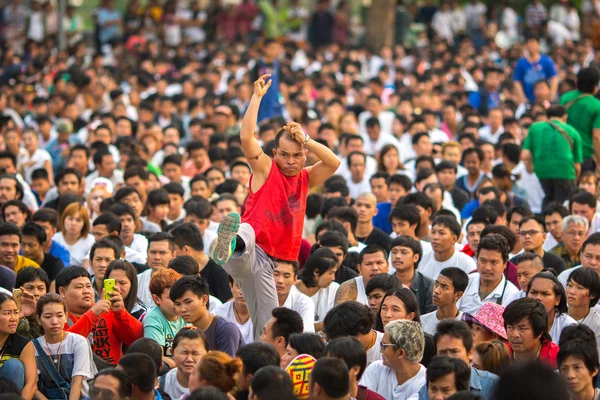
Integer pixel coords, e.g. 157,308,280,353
109,203,137,223
118,353,158,393
557,336,600,387
127,337,164,376
0,175,22,200
434,320,474,353
401,192,433,213
359,245,388,265
250,366,296,400
480,225,517,251
92,212,122,235
36,292,66,317
2,200,31,222
324,336,368,381
559,324,597,348
169,255,200,276
187,387,229,400
494,361,570,400
571,191,597,209
318,231,349,254
389,205,421,232
236,342,281,376
270,307,304,345
542,202,569,219
32,208,58,228
288,333,325,359
324,302,373,340
327,206,358,234
93,369,133,399
0,379,20,397
462,147,483,163
439,267,469,293
311,358,350,398
481,199,506,220
148,231,175,252
299,247,338,287
185,198,213,219
426,356,471,392
567,267,600,307
21,221,46,244
576,66,600,93
89,237,120,263
15,266,50,291
0,223,20,242
104,260,139,312
315,220,348,242
582,232,600,254
503,298,551,342
431,215,461,237
169,275,210,309
55,266,90,292
376,288,420,331
365,274,401,297
390,236,423,269
171,222,204,252
388,174,413,193
477,234,511,263
146,188,171,208
172,327,209,352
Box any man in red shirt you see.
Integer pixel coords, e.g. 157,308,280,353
213,74,340,339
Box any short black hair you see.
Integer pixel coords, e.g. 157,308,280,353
582,232,600,254
494,361,570,400
184,198,213,219
288,333,325,360
388,174,413,193
148,231,175,252
32,208,58,228
250,366,296,400
236,343,281,376
542,202,569,218
270,307,304,345
109,203,137,222
434,320,474,353
114,186,142,203
323,302,373,340
127,337,164,375
15,266,50,292
327,206,358,234
2,200,31,222
300,247,338,287
389,205,421,231
315,220,348,242
164,182,185,198
426,356,471,392
92,212,122,235
21,222,46,244
576,66,600,93
117,353,157,394
401,192,433,213
89,237,120,263
93,148,112,166
55,266,91,292
390,236,423,268
310,358,350,398
567,267,600,307
503,298,551,342
55,167,82,186
0,223,21,242
365,274,401,296
0,151,16,168
170,222,204,252
438,267,469,293
169,275,210,307
431,215,461,237
146,189,170,207
557,334,600,387
359,244,388,265
571,191,597,209
169,255,200,276
31,168,49,182
187,387,228,400
320,197,348,219
480,225,517,251
324,337,367,381
477,234,511,263
93,369,133,399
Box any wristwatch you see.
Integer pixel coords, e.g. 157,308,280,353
303,135,310,145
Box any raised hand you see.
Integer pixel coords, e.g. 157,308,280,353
254,74,273,98
285,121,308,144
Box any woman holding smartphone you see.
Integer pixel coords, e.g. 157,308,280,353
104,260,148,319
0,293,37,400
24,293,95,400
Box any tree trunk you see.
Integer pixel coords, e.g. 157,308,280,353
365,0,396,52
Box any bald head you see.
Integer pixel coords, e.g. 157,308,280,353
353,192,378,224
357,192,377,205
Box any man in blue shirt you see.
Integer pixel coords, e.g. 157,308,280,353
419,320,498,399
468,67,502,117
513,35,558,102
370,172,392,235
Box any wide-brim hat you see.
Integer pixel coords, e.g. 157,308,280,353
462,302,507,339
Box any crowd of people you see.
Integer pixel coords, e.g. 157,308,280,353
1,0,600,399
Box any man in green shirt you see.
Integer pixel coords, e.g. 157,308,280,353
559,67,600,174
521,105,582,211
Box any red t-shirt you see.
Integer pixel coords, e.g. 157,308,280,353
242,159,309,261
506,339,559,369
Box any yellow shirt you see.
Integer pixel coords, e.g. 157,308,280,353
14,256,40,274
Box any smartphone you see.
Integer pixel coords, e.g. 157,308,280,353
12,289,22,311
104,279,116,301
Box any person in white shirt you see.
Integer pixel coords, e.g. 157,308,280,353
346,152,372,200
527,271,576,345
558,233,600,290
421,267,469,335
85,149,124,194
110,204,149,256
259,307,304,359
542,204,568,251
419,216,477,281
274,260,315,333
213,277,254,345
477,108,505,144
295,248,340,331
359,96,397,139
335,135,378,181
360,320,426,400
566,267,600,350
20,128,53,185
323,301,384,367
458,234,521,316
52,202,96,266
570,192,600,237
514,252,544,297
335,245,388,306
137,232,177,307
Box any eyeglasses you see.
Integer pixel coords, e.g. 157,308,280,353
89,387,116,400
519,230,542,237
380,341,396,352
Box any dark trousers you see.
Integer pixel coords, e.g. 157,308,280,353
540,178,576,211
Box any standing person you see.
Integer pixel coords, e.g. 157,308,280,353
212,75,340,339
521,105,582,209
26,293,95,399
559,67,600,174
251,43,283,123
513,35,558,102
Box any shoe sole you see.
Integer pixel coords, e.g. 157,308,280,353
213,212,241,265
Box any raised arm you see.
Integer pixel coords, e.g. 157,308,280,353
241,74,273,176
285,122,341,188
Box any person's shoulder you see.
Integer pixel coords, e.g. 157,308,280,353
9,332,30,349
66,331,91,347
472,366,499,382
212,301,232,317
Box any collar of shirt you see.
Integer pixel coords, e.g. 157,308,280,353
468,274,507,301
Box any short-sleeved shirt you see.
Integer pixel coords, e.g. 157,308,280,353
40,252,65,281
143,306,187,357
0,333,29,367
361,361,426,400
205,316,244,357
522,119,583,180
513,55,557,101
560,90,600,159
